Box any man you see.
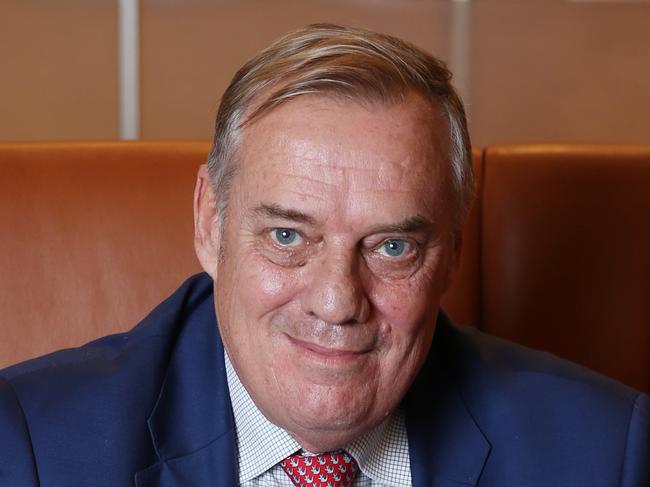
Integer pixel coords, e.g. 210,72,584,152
0,24,647,487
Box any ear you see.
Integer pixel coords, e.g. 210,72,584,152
193,164,222,279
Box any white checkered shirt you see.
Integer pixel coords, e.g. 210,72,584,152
224,351,412,486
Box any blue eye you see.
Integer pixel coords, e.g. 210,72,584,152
379,239,408,257
272,228,301,246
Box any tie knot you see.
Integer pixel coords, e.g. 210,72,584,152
281,450,359,487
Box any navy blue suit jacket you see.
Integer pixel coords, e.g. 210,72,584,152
1,273,648,486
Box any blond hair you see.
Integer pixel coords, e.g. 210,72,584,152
208,23,473,229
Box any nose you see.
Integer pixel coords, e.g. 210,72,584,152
300,249,369,325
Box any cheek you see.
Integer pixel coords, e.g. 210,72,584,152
370,277,437,333
243,255,303,313
369,280,439,409
370,248,451,331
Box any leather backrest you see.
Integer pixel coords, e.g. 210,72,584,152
2,141,647,394
481,145,650,392
0,141,208,367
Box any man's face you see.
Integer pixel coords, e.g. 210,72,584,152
195,92,459,452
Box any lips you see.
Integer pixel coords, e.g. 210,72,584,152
286,334,372,359
269,314,382,364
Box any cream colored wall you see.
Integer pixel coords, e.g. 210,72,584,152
1,0,118,141
139,0,451,139
468,1,650,147
1,1,649,145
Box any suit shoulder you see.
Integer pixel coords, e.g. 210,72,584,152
432,317,649,485
0,273,214,413
0,273,215,484
443,320,641,406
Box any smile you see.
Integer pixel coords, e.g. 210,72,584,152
285,334,372,362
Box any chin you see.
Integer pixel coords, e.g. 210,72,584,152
274,383,382,447
286,415,373,453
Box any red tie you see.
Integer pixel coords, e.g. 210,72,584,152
281,451,359,487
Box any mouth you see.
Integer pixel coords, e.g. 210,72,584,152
285,334,372,362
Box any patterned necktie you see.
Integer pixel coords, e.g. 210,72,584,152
280,451,359,487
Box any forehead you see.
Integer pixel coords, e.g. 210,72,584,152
234,94,451,221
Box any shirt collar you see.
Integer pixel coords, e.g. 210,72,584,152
225,351,300,482
224,351,412,486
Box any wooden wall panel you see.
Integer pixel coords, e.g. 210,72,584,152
1,2,648,148
0,0,118,141
139,0,452,139
469,2,650,147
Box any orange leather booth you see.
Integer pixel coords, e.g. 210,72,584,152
1,141,648,393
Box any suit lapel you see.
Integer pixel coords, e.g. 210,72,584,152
135,276,237,487
405,314,491,487
134,439,236,487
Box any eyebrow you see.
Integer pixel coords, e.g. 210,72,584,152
252,203,317,226
253,204,430,234
368,215,431,234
